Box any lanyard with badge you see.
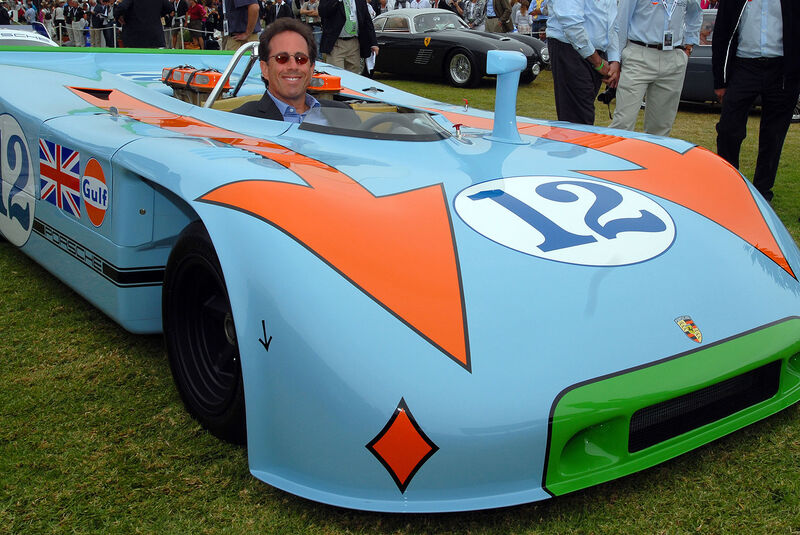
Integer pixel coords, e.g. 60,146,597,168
660,0,678,50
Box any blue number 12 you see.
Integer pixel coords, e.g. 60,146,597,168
468,181,666,252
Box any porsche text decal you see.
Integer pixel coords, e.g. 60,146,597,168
31,218,164,287
0,114,35,246
455,176,675,265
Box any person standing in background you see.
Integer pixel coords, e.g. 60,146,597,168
70,0,85,46
463,0,485,31
221,0,260,50
319,0,378,74
301,0,322,53
528,0,545,38
712,0,799,203
610,0,702,136
264,0,293,25
53,1,66,42
114,0,172,47
547,0,620,124
0,1,10,25
89,0,104,46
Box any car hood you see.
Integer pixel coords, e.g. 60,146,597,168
427,28,535,54
5,48,799,512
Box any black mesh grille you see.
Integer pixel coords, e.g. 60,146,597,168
628,360,781,453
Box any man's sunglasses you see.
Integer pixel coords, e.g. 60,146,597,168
269,52,311,65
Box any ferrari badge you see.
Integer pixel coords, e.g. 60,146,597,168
675,315,702,343
424,37,431,47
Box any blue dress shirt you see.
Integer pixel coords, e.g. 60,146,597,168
547,0,620,62
616,0,702,50
528,0,547,22
737,0,783,58
267,91,323,124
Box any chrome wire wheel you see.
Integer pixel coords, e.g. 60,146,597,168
446,51,475,87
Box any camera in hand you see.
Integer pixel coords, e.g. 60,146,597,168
597,86,616,104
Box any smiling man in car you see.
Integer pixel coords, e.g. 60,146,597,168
233,18,330,122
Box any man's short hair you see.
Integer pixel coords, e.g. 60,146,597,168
259,17,317,64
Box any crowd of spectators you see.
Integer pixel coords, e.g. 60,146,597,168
4,0,796,205
1,0,545,50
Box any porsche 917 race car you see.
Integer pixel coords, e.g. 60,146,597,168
1,43,799,513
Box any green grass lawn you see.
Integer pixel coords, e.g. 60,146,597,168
1,71,799,534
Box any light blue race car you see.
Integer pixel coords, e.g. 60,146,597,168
1,44,799,513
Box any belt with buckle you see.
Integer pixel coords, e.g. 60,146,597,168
736,56,782,63
630,39,686,51
339,35,356,40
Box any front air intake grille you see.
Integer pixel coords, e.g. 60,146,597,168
628,360,781,453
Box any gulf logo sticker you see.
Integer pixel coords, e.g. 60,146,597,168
81,158,109,227
455,176,675,266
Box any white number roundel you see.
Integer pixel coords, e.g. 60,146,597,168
454,176,675,266
0,114,35,247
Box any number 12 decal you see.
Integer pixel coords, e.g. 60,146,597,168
0,114,35,247
455,176,675,266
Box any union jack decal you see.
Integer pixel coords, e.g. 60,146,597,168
39,139,81,218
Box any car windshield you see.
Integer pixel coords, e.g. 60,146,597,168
299,101,451,141
413,12,467,32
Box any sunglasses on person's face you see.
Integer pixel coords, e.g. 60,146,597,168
269,52,311,65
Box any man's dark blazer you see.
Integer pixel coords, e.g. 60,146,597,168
165,0,188,27
91,2,105,27
231,92,360,127
115,0,172,47
264,1,294,25
712,0,799,89
318,0,377,57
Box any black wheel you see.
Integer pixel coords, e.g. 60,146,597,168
519,66,536,84
792,97,799,124
445,49,478,88
163,221,246,444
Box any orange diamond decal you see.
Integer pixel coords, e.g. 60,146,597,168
366,398,439,493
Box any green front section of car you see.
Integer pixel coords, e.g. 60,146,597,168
544,318,800,496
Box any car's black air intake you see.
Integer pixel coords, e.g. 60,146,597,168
628,359,782,453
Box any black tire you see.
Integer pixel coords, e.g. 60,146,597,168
163,221,246,444
444,49,478,88
792,97,800,124
519,67,536,84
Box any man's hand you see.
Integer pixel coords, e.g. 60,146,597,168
604,61,620,88
371,45,379,56
588,52,609,77
714,88,725,104
683,44,693,57
233,32,249,41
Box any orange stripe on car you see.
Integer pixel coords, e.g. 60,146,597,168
69,87,471,371
429,109,794,278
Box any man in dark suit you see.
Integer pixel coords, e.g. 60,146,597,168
712,0,799,203
90,0,105,47
0,3,11,25
318,0,377,74
114,0,173,47
264,0,293,24
233,17,351,122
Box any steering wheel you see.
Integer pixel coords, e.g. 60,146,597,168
360,112,420,134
